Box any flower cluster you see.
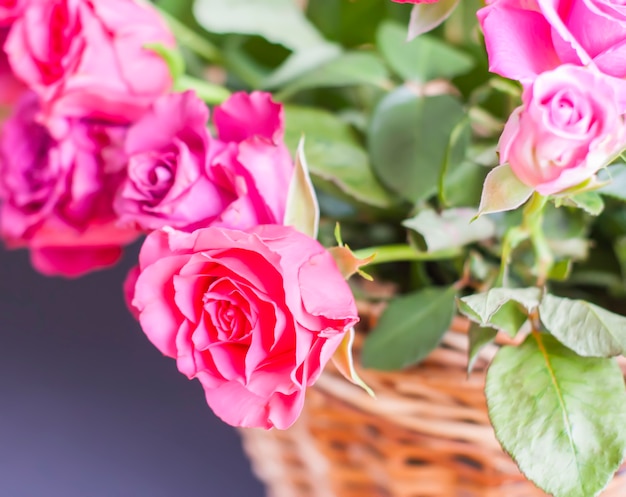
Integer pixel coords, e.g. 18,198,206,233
0,0,358,429
480,0,626,194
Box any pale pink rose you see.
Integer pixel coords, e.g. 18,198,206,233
126,225,359,429
0,0,26,25
114,90,294,232
5,0,174,123
0,92,138,277
498,65,626,195
478,0,626,108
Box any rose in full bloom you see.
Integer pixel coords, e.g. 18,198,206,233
114,90,293,232
126,225,359,429
0,92,138,276
498,65,626,195
479,0,626,107
5,0,175,123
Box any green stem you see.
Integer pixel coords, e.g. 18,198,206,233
176,75,231,104
524,194,553,286
157,7,222,64
352,245,462,266
495,192,553,287
495,226,526,287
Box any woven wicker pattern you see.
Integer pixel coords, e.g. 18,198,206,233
241,300,626,497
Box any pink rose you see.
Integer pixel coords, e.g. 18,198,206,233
5,0,174,123
0,0,26,25
210,91,294,229
126,225,359,429
498,65,626,195
0,92,138,277
114,90,294,232
479,0,626,107
114,91,232,232
0,28,24,107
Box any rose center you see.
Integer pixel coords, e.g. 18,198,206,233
204,298,250,343
545,88,593,136
128,152,176,202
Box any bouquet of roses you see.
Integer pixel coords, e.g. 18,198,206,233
3,0,626,496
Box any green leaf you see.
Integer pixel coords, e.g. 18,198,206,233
284,138,319,238
368,86,466,202
403,208,495,252
539,294,626,358
261,44,342,90
176,75,231,104
486,333,626,497
306,0,391,48
597,165,626,202
467,322,497,374
274,51,390,99
458,287,541,337
548,258,572,281
476,164,533,217
362,286,457,370
443,159,489,208
407,0,460,39
145,42,185,81
438,118,472,207
193,0,327,52
561,191,605,216
614,236,626,286
377,21,474,82
283,106,395,208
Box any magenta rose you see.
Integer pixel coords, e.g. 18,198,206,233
5,0,174,123
0,0,26,25
0,92,138,277
498,65,626,195
479,0,626,107
114,90,294,232
0,28,24,107
126,225,359,429
114,91,232,232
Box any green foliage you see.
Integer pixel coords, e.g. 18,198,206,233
467,322,497,374
194,0,327,52
362,286,457,370
403,208,495,252
560,191,605,216
273,51,390,99
477,164,533,216
487,333,626,497
377,21,474,83
598,165,626,202
306,0,405,47
283,106,395,209
406,0,460,40
458,287,540,337
368,87,467,202
539,294,626,357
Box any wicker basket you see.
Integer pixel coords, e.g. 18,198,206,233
240,295,626,497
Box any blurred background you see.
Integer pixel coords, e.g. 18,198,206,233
0,244,265,497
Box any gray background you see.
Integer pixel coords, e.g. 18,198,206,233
0,243,265,497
